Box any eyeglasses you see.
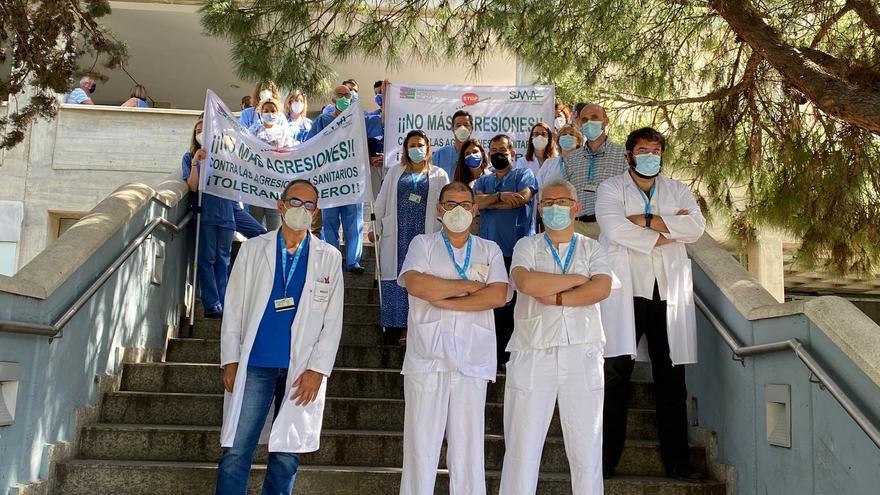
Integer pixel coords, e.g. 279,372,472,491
440,200,475,211
281,197,318,211
539,198,576,208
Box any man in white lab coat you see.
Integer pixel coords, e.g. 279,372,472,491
216,179,344,495
595,127,707,482
500,178,613,495
398,181,511,495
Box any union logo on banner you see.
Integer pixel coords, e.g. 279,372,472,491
461,92,479,106
399,87,417,99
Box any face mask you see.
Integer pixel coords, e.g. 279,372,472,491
454,125,472,142
581,120,604,141
89,83,97,94
375,93,383,107
531,135,549,150
464,153,483,169
553,116,566,130
490,152,511,170
290,101,304,114
259,90,273,101
558,134,577,151
262,113,278,125
350,90,359,101
407,146,427,163
335,96,351,111
283,206,312,231
442,206,473,233
195,132,204,145
633,153,662,177
542,205,572,231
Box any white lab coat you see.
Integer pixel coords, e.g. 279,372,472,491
595,172,706,365
219,230,344,452
373,164,449,281
535,156,565,188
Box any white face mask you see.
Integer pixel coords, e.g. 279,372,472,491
441,206,473,233
554,116,566,130
195,132,203,145
454,125,472,142
283,206,312,231
259,89,273,101
290,101,305,114
531,135,549,150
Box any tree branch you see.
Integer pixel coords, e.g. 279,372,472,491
847,0,880,35
798,46,880,94
709,0,880,134
810,4,853,48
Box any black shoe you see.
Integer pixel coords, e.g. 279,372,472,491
348,264,366,275
204,308,223,319
667,463,705,483
602,467,614,480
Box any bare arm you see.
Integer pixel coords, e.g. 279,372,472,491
121,98,137,108
511,266,588,298
403,271,484,302
431,282,508,311
475,192,500,209
556,274,612,307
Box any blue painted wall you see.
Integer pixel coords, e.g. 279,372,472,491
0,195,192,492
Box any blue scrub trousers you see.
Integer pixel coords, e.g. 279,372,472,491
233,206,268,239
321,203,363,269
198,225,234,312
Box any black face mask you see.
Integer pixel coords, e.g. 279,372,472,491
490,152,511,170
89,83,97,94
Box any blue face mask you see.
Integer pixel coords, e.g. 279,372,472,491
262,113,278,124
633,154,662,177
351,90,359,101
558,134,577,151
542,205,572,231
407,146,427,163
581,120,604,141
464,153,483,169
375,93,383,107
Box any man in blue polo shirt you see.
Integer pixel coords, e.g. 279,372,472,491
431,110,474,179
473,133,538,367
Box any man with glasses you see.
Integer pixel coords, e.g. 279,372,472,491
500,178,612,495
564,103,628,238
596,127,706,482
397,181,510,495
473,134,538,368
216,179,344,495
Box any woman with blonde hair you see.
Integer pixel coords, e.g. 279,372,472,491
283,90,313,144
240,81,280,129
121,84,150,108
536,123,583,187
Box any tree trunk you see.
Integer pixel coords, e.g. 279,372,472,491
709,0,880,134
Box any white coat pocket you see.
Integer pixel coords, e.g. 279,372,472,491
585,346,605,391
313,281,331,310
410,320,444,362
505,351,535,391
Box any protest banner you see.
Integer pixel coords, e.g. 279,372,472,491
382,83,555,168
201,89,370,208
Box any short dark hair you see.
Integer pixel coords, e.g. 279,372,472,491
489,134,513,150
439,181,475,202
452,110,473,127
572,102,588,118
282,179,319,201
373,80,383,89
342,78,358,89
625,127,666,153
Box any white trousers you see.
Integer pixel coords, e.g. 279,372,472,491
400,371,488,495
500,344,605,495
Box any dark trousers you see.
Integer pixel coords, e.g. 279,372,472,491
603,284,690,474
495,256,516,368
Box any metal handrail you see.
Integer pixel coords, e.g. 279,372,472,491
0,210,193,340
694,293,880,449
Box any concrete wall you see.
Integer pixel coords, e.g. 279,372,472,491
0,177,192,493
686,236,880,494
0,104,200,271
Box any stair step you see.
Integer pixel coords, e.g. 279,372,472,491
119,365,657,408
188,322,384,344
78,425,704,476
55,459,725,495
166,340,402,367
100,391,656,439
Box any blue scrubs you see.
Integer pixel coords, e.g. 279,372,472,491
431,145,459,181
322,203,364,270
182,152,236,312
232,205,267,239
305,112,384,141
287,115,313,144
239,107,259,130
473,168,539,257
249,234,309,367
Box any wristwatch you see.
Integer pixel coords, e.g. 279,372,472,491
556,292,563,306
645,213,653,229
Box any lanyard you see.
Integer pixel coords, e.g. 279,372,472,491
559,156,566,177
441,231,472,280
279,232,308,297
408,171,424,191
544,233,577,274
638,183,656,215
586,151,597,181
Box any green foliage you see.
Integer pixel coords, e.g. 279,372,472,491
0,0,126,149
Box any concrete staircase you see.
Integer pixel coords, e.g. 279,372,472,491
53,248,726,494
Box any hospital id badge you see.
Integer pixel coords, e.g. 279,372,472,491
274,297,295,312
584,183,598,193
409,193,422,204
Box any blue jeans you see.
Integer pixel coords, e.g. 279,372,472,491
321,203,363,269
216,367,300,495
198,225,234,312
